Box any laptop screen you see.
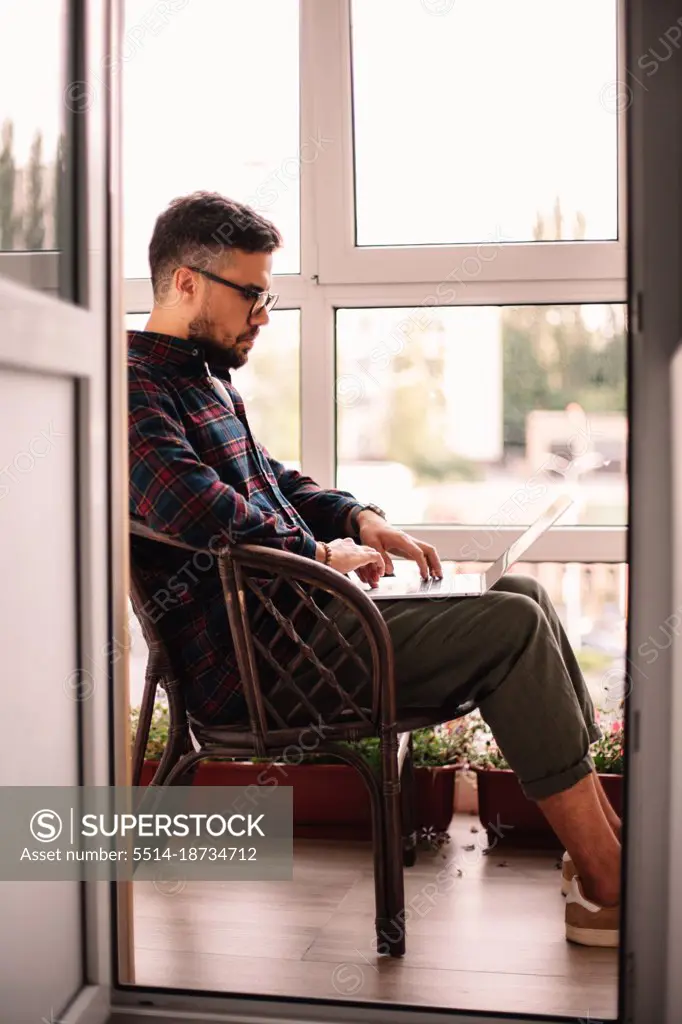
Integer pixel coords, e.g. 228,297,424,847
484,494,574,587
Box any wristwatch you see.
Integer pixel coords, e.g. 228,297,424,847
349,502,387,539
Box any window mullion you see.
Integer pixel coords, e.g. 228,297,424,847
401,526,627,564
300,290,336,488
302,0,353,286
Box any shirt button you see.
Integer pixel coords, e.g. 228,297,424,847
191,348,199,356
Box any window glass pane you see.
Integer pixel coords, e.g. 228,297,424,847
0,0,66,254
336,304,627,525
123,0,300,278
126,309,301,467
351,0,618,246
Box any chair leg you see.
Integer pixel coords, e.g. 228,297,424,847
132,750,204,879
150,680,194,786
330,745,406,958
401,736,418,868
375,735,406,958
131,674,159,786
162,749,207,786
365,769,392,952
377,799,406,956
314,742,406,958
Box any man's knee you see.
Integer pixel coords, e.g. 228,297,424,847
494,573,543,601
498,590,546,639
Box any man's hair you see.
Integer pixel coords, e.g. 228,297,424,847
148,191,282,300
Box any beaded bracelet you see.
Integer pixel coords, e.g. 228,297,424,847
322,542,332,566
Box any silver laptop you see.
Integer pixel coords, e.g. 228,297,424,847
357,494,574,600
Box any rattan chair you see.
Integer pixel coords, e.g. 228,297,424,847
129,519,475,958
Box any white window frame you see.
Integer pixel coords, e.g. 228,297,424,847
308,0,628,291
303,0,627,564
9,0,627,565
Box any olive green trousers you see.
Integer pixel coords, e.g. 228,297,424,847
302,574,601,802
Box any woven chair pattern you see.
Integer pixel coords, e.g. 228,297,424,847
129,520,418,956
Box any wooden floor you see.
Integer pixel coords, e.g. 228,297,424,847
131,813,619,1018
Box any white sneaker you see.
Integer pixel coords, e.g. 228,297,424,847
561,850,576,896
565,875,620,947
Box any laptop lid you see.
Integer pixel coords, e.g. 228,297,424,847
484,494,574,589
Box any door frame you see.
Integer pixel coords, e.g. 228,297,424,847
109,0,682,1021
0,0,123,1020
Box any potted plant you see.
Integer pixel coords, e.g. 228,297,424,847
130,700,170,764
439,717,480,814
468,708,624,849
131,701,467,841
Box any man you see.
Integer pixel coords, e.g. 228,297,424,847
129,191,622,948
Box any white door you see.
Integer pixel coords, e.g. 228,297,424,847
0,1,118,1021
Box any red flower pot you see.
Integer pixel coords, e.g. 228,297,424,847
139,760,456,840
475,768,623,849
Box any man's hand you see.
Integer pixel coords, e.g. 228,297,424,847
316,537,386,578
354,510,443,587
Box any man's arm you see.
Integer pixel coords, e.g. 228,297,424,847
255,444,441,581
259,443,362,542
130,373,319,557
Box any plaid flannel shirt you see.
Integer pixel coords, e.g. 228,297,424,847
128,330,362,724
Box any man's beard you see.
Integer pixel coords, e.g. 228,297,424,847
188,310,249,369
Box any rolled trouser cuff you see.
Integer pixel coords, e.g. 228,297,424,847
520,751,596,802
588,722,602,744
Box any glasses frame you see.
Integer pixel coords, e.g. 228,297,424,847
186,265,279,317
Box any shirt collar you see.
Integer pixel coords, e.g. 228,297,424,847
127,330,235,379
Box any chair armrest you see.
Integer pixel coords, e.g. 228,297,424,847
227,542,390,629
129,520,374,616
129,521,396,727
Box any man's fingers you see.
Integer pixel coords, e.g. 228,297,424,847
371,548,386,574
406,541,429,580
383,535,428,579
356,556,381,588
422,543,443,578
378,546,394,574
357,546,385,574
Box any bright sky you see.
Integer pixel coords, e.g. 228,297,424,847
122,0,300,276
1,0,618,263
352,0,619,244
122,0,618,271
0,0,65,166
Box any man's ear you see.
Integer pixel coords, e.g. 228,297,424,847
174,266,199,301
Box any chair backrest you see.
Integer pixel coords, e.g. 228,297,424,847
128,530,197,783
128,542,184,699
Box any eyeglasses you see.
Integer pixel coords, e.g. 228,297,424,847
186,266,279,317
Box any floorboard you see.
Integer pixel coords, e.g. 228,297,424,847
131,813,618,1018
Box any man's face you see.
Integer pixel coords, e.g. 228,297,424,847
183,250,273,369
